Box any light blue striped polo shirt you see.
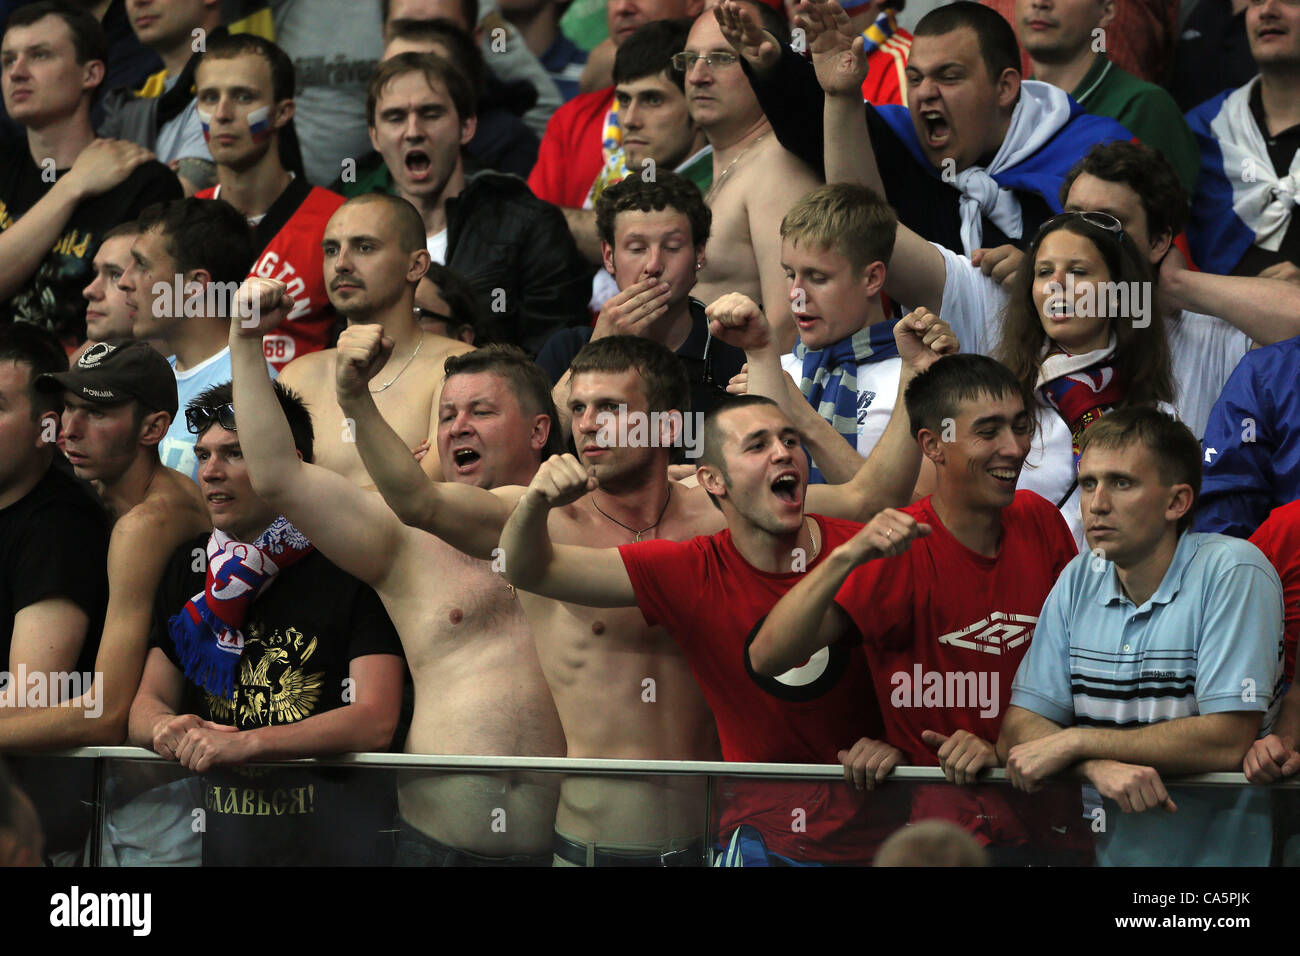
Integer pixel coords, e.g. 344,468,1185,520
1011,531,1285,866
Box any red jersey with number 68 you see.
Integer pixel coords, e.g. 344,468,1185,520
197,179,343,371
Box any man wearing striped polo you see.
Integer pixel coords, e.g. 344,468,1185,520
998,406,1285,866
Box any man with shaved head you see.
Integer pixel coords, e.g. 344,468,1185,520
276,192,473,486
362,52,589,354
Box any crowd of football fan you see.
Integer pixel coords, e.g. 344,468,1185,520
0,0,1298,867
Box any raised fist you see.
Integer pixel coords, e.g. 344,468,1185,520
232,277,294,336
528,453,599,508
335,324,395,399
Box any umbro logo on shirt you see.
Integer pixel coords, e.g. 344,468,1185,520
938,612,1038,654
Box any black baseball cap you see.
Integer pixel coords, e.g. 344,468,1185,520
35,340,178,419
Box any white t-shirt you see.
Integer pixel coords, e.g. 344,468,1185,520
783,349,901,463
928,243,1253,544
427,229,448,265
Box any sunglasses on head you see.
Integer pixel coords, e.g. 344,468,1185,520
186,402,236,434
1036,210,1125,240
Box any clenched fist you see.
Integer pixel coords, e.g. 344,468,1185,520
894,308,959,374
839,507,929,565
232,277,294,336
706,292,772,352
528,453,599,509
335,324,395,400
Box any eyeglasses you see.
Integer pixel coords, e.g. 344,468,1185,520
186,402,236,434
414,306,454,324
671,51,739,72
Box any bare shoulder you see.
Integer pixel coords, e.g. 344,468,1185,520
278,348,334,390
491,484,528,510
417,330,474,372
756,135,815,174
116,470,208,545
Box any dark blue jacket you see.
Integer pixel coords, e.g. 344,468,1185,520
1195,334,1300,537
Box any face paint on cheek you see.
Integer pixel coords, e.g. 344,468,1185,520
196,107,212,143
247,105,271,143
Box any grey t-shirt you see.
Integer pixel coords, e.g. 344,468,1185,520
270,0,384,187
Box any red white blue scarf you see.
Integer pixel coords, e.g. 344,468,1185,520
168,517,313,699
1037,338,1125,469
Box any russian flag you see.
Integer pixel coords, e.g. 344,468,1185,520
247,105,271,143
875,88,1132,229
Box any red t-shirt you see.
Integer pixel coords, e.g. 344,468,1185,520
527,88,614,209
620,513,899,862
835,491,1087,850
196,182,344,371
1250,500,1300,683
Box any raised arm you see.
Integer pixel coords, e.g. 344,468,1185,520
230,280,408,585
748,508,926,675
795,2,949,316
499,454,638,607
1159,244,1300,345
806,309,958,520
706,292,869,483
719,0,827,176
329,321,517,559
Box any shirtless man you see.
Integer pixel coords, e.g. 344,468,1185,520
276,193,472,485
1,340,208,750
341,307,953,862
684,5,821,354
231,277,564,864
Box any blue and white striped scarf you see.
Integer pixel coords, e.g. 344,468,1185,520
795,321,898,483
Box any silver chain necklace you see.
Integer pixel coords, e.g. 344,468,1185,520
369,333,424,393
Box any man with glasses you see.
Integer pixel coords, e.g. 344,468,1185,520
128,380,405,865
683,5,821,355
535,171,745,442
1,339,209,753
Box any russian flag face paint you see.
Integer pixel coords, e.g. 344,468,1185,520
247,105,271,143
197,107,212,143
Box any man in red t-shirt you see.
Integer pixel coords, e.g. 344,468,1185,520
498,306,961,863
749,353,1091,863
528,0,705,243
192,34,343,372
